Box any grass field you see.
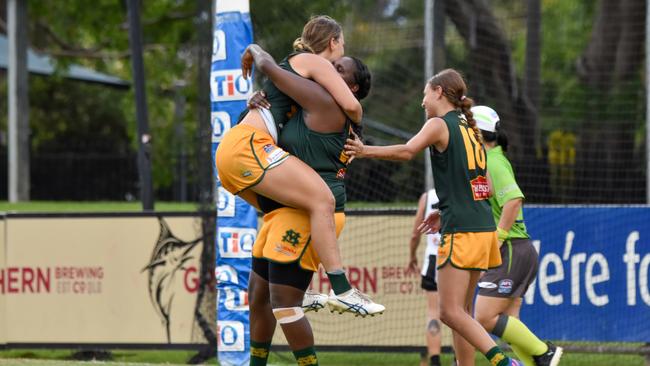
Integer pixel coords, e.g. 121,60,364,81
0,349,646,366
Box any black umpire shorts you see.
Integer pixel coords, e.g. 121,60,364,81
477,238,539,298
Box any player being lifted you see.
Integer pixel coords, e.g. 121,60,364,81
216,15,383,316
240,44,380,366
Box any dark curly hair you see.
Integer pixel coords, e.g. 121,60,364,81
349,56,371,100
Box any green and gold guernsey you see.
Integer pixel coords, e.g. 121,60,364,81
430,111,496,234
237,51,305,129
258,109,351,213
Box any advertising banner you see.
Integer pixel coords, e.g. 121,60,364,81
0,218,5,346
211,1,255,365
0,207,646,348
520,206,650,342
0,214,209,345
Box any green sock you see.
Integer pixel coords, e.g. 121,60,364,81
492,315,548,358
510,343,536,366
250,340,271,366
326,269,352,295
292,346,318,365
485,346,511,366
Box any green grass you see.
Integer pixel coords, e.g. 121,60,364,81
0,349,215,365
0,349,645,366
0,201,199,213
269,350,646,366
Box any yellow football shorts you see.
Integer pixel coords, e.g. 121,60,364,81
437,231,501,271
253,207,346,272
215,124,290,195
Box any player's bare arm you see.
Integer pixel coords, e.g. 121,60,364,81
345,117,447,160
292,53,363,123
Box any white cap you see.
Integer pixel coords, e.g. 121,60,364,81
471,105,500,132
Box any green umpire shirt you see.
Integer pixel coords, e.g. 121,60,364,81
487,145,529,239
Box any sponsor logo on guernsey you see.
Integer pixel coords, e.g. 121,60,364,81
339,150,350,164
470,175,490,200
498,279,513,294
336,168,346,179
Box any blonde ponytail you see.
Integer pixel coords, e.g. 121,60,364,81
292,37,315,53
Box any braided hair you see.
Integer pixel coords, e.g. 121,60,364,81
427,69,482,144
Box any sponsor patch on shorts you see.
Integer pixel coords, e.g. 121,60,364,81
498,279,513,294
478,281,497,289
273,242,298,257
265,146,286,164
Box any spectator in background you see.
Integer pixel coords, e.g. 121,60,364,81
408,189,443,366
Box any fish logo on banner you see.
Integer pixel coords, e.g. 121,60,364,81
142,218,202,343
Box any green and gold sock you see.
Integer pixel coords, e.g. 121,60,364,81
292,346,318,366
485,346,511,366
492,315,548,358
250,340,271,366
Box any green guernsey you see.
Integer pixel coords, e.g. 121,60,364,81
430,111,495,233
258,108,351,213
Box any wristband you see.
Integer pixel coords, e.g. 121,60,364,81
497,227,509,242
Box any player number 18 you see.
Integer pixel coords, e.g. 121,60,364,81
459,125,486,170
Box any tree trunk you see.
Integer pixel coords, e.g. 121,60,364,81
444,0,547,200
576,0,646,203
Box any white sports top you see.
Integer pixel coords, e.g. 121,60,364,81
421,189,441,276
